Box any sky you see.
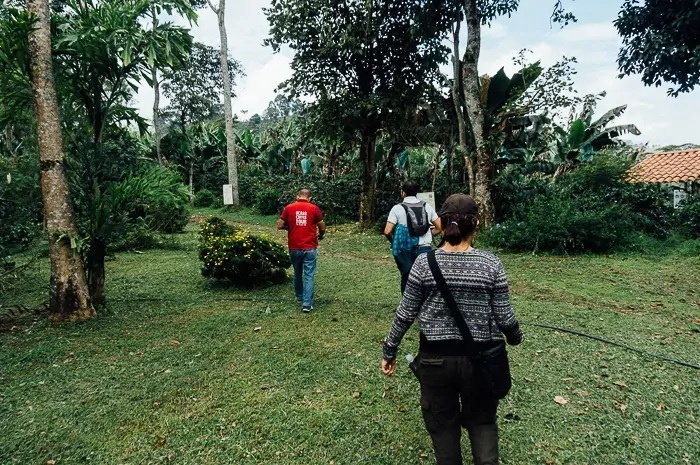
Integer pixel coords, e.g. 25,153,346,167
133,0,700,148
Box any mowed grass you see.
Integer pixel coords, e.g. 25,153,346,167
1,209,699,465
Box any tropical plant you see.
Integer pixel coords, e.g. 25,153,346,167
69,161,190,304
54,0,195,145
549,92,641,181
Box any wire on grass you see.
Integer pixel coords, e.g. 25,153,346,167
522,321,700,370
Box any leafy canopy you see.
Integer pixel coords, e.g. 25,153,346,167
264,0,453,132
161,42,244,127
615,0,700,96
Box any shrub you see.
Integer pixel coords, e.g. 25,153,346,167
255,188,282,215
481,193,638,253
0,153,42,254
193,189,216,208
125,166,191,234
675,193,700,238
198,216,291,286
484,154,681,253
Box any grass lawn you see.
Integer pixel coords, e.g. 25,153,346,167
1,208,699,465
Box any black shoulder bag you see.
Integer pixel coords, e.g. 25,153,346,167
426,250,512,399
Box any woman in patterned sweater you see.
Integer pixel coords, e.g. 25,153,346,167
381,194,523,465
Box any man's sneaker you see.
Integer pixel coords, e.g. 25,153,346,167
302,306,313,313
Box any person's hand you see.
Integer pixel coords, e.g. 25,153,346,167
318,230,325,241
505,328,523,346
382,359,396,377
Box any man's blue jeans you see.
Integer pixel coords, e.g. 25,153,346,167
395,245,432,293
289,248,317,308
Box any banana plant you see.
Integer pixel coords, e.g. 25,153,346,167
549,91,641,181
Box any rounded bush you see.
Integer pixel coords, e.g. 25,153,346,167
193,189,217,208
198,216,291,286
254,188,282,216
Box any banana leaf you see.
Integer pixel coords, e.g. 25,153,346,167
567,119,586,149
588,105,628,134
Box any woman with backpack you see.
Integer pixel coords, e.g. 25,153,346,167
381,194,523,465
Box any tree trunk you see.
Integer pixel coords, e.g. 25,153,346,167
325,146,337,178
189,160,194,200
151,8,164,166
450,12,475,197
462,0,494,226
359,127,378,228
152,67,164,165
3,122,12,154
27,0,95,322
446,142,454,187
87,238,106,307
211,0,240,206
378,141,401,183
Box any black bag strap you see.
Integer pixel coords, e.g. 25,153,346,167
399,204,413,236
426,250,477,353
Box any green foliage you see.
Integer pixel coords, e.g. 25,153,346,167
198,216,291,286
68,149,190,253
547,93,641,180
52,0,196,142
264,0,454,222
254,188,282,216
162,121,228,193
161,42,243,126
485,155,672,253
483,194,637,254
118,165,191,235
615,0,700,96
239,171,362,223
675,193,700,238
193,188,217,208
262,94,305,121
0,152,42,254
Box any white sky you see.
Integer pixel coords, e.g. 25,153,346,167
132,0,700,148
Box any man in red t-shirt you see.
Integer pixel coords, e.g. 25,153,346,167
277,189,326,312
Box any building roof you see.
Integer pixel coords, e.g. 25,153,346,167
629,149,700,183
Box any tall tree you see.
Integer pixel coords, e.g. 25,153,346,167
161,42,241,198
26,0,95,321
207,0,240,206
262,94,305,121
161,42,243,130
150,0,209,166
55,0,194,305
151,7,164,166
265,0,452,226
615,0,700,96
451,0,574,227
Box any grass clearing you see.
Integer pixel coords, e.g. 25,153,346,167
1,209,699,464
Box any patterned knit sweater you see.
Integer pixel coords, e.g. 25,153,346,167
383,248,522,361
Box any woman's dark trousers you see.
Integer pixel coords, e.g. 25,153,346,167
418,354,499,465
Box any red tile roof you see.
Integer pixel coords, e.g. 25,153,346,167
629,150,700,183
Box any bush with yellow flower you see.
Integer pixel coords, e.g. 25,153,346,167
198,217,291,286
